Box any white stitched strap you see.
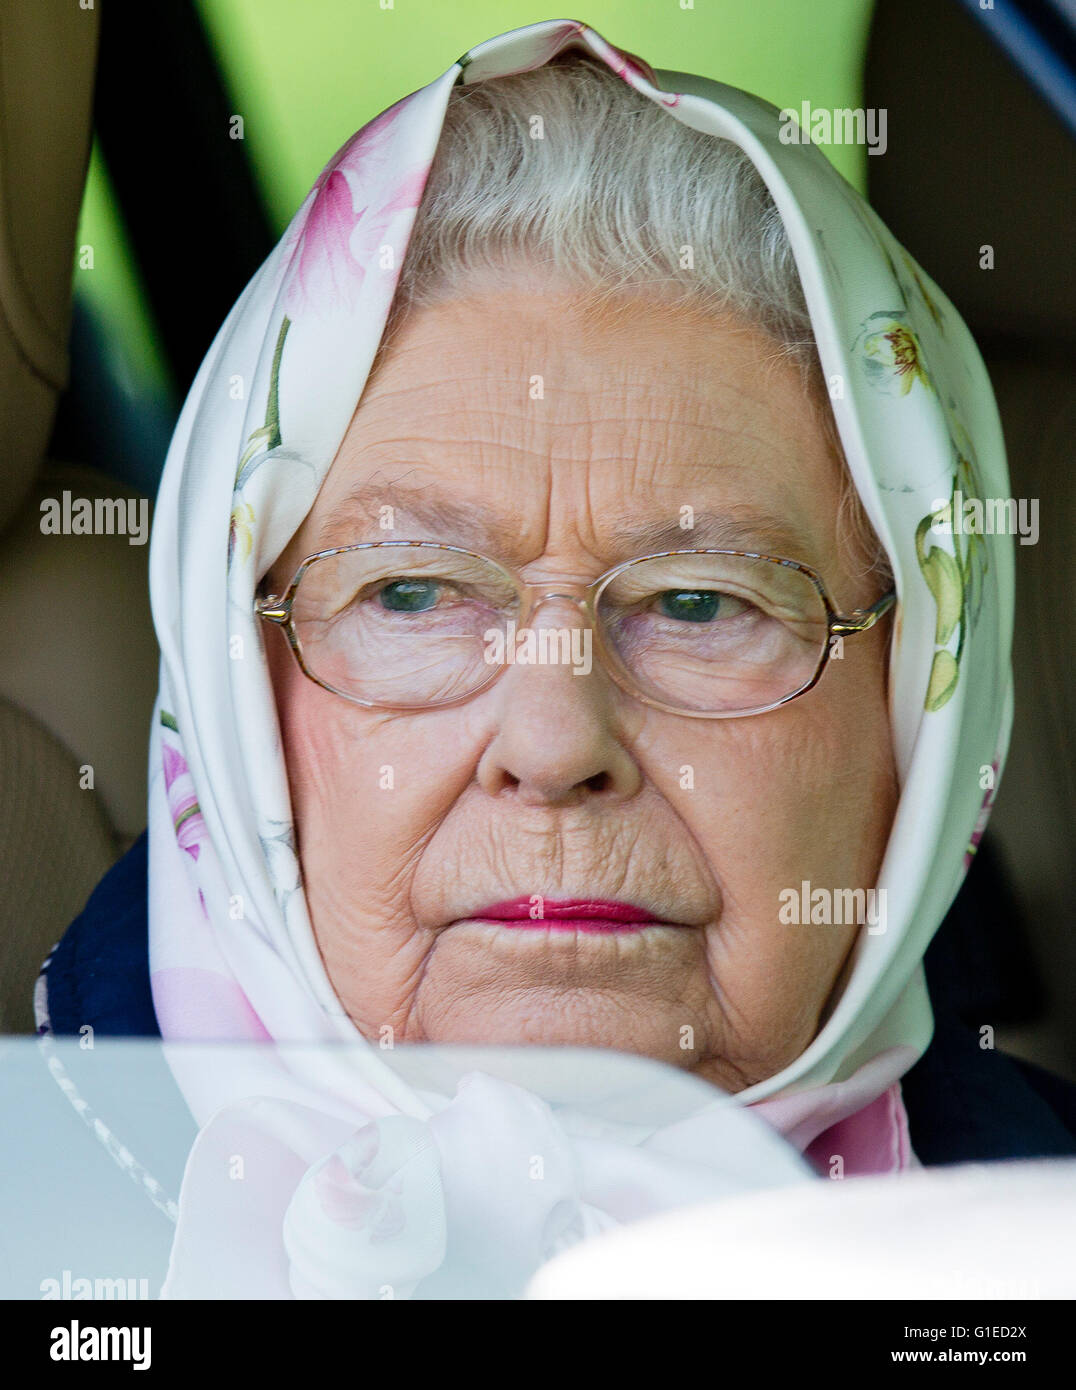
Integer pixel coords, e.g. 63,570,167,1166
33,955,180,1225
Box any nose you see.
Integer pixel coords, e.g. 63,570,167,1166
475,598,642,806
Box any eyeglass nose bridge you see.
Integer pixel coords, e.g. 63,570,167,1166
518,585,595,624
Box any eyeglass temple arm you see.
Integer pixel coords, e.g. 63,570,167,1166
829,588,897,636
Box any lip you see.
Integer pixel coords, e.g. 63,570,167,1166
459,896,670,933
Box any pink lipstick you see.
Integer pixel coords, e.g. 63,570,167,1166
465,897,662,933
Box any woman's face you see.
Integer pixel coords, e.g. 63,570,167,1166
266,288,899,1093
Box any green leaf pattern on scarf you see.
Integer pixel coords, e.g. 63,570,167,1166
228,315,292,569
912,423,990,712
853,272,989,713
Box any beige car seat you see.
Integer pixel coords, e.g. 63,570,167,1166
0,2,159,1031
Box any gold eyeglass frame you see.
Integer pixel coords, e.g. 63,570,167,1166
255,540,896,720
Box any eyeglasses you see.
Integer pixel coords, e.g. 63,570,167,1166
255,541,895,719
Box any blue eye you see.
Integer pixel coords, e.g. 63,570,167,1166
379,579,440,613
657,589,722,622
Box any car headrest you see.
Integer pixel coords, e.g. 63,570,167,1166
0,0,100,532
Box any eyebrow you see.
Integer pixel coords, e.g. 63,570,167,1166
313,483,817,566
611,510,816,561
314,486,517,555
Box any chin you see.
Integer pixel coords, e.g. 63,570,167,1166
410,984,710,1071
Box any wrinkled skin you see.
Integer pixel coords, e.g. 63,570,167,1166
265,288,898,1093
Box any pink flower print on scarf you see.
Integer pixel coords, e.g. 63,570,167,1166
161,713,208,865
280,103,432,321
235,104,432,492
583,30,680,106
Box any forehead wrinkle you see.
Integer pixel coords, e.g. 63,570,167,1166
342,413,799,501
353,335,810,477
348,397,742,462
362,338,793,433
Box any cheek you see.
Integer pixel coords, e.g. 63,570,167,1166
266,629,478,899
663,646,894,1072
264,633,341,827
641,672,891,906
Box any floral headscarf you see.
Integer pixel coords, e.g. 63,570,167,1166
144,20,1013,1297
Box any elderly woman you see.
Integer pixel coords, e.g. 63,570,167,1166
36,21,1076,1297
